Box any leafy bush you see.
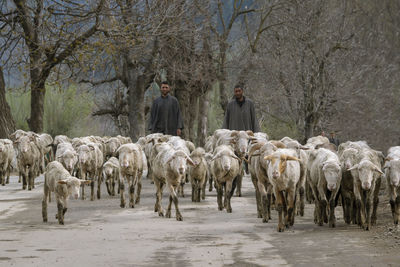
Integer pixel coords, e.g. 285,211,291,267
6,84,99,137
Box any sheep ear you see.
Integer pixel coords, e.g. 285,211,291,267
246,130,254,136
186,156,196,166
300,145,309,150
347,164,358,171
285,156,300,161
264,155,273,161
385,157,393,162
230,131,239,137
167,155,176,163
373,165,383,175
80,179,92,185
58,180,67,184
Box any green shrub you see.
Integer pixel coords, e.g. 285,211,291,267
6,84,98,137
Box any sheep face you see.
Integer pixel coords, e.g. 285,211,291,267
220,155,232,172
103,165,114,181
265,154,299,179
350,160,383,190
59,151,77,173
169,155,188,175
385,160,400,187
340,148,358,170
322,162,341,191
0,142,4,152
15,136,32,153
78,145,91,165
58,178,87,199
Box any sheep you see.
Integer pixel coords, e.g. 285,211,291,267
307,148,342,227
77,143,103,201
248,141,276,222
152,144,195,220
211,145,241,213
104,137,121,160
168,136,191,197
188,148,208,202
0,139,14,186
55,143,78,175
384,146,400,224
264,148,303,232
102,157,120,196
53,135,71,156
348,148,384,230
117,143,143,208
305,135,330,149
338,146,360,224
280,137,309,216
13,135,41,190
42,161,91,225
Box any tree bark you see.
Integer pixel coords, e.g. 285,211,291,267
188,89,199,142
197,91,209,147
127,75,146,142
28,81,45,133
0,67,15,138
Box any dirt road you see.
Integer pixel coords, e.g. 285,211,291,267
0,175,399,266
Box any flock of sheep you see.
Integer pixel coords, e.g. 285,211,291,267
0,129,399,232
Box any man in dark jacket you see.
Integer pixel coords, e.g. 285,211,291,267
222,85,260,132
148,81,183,136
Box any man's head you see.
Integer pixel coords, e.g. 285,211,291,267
160,81,170,97
234,84,244,101
321,131,326,137
330,131,336,138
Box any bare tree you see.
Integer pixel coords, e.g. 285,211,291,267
0,66,15,138
0,0,105,133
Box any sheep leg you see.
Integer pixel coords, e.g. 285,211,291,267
364,192,373,231
90,175,95,201
225,180,233,213
6,166,10,184
22,168,27,190
97,173,102,200
119,177,126,208
112,179,116,196
18,170,22,183
154,180,164,216
286,190,295,227
395,196,400,225
81,171,86,200
329,197,336,228
235,173,243,197
169,184,182,221
106,180,112,195
258,181,269,223
298,186,305,217
274,188,285,232
129,177,136,208
42,184,49,222
57,199,64,225
135,174,142,204
0,170,4,186
215,182,223,211
371,178,381,225
197,183,202,202
166,195,173,218
201,179,206,200
208,174,213,192
28,168,34,191
191,182,195,202
267,186,272,220
251,173,262,218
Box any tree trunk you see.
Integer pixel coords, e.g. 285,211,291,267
127,74,146,142
0,67,15,138
174,80,190,139
188,91,199,142
197,91,209,147
28,81,45,133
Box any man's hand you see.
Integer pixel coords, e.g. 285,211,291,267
177,129,182,136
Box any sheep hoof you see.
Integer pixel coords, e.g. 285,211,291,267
226,208,232,213
120,203,125,208
158,211,164,217
166,211,171,218
176,214,183,221
262,218,268,223
55,214,58,219
218,206,223,211
59,221,64,225
43,218,47,222
135,198,140,204
129,203,135,208
318,222,323,226
278,225,285,232
257,213,262,218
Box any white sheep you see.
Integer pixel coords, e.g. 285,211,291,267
102,156,120,196
188,148,208,202
42,161,91,225
385,146,400,224
152,144,195,220
0,139,14,186
117,143,143,208
308,148,342,227
211,145,241,213
264,148,303,232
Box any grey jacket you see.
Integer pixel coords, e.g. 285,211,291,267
222,97,260,132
